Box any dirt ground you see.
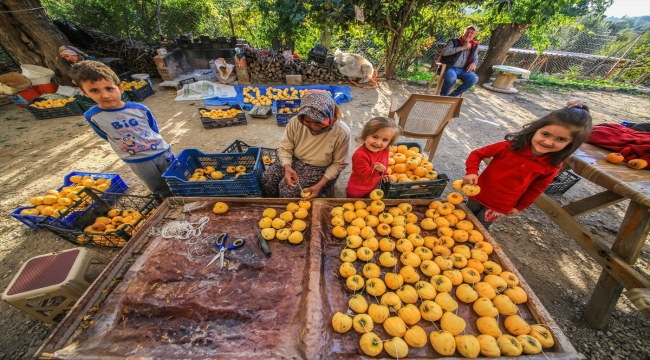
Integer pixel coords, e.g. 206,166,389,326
0,80,649,359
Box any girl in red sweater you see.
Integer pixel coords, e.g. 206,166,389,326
463,100,592,229
346,117,402,198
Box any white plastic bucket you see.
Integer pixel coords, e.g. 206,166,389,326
131,74,152,87
20,64,55,85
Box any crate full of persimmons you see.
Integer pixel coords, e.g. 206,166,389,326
198,104,247,129
380,142,450,199
26,96,84,120
11,172,128,229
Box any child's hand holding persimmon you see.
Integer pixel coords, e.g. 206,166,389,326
463,174,478,185
374,162,386,173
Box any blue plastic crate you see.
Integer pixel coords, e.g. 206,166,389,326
276,100,300,126
162,147,263,197
11,172,128,229
221,140,279,169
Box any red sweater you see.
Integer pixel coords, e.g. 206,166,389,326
346,145,389,198
586,123,650,163
465,141,560,213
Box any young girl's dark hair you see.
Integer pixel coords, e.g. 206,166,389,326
505,100,592,167
356,117,403,146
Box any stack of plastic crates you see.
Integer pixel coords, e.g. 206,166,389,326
11,172,128,229
39,188,161,248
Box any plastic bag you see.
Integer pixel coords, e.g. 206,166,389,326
333,49,374,83
215,58,237,84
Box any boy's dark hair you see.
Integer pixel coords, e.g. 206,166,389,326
70,60,120,88
356,117,403,146
505,104,593,168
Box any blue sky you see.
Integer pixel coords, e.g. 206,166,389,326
605,0,650,17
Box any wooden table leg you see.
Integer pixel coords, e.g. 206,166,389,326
492,73,518,90
584,200,650,329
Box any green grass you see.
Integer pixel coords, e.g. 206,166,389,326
396,70,435,82
525,73,646,96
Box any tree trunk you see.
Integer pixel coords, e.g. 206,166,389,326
475,23,530,84
0,0,72,84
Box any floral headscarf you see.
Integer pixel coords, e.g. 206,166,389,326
296,91,343,135
59,45,87,62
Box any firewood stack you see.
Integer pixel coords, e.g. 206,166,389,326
83,29,158,76
244,46,343,84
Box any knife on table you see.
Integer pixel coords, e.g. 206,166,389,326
256,231,272,256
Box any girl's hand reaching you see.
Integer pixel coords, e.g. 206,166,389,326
463,174,478,185
507,208,519,216
374,162,387,173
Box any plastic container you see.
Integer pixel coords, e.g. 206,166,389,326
379,142,450,199
33,82,59,94
26,97,84,120
162,147,263,197
7,87,40,108
544,171,581,195
198,104,247,129
11,172,128,229
275,99,300,126
221,140,279,169
131,74,153,88
124,83,155,102
39,188,161,248
20,64,55,85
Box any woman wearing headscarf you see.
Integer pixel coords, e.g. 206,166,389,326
261,92,351,199
59,45,97,64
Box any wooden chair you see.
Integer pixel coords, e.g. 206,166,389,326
388,94,463,161
425,62,446,95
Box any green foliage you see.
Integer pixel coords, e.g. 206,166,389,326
349,0,474,77
526,73,645,95
556,13,612,53
561,0,613,17
599,28,650,84
42,0,235,43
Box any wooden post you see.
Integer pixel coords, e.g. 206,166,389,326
584,200,650,328
604,31,645,79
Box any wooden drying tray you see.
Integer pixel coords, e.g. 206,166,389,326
36,197,581,359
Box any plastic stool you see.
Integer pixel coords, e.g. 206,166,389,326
1,248,110,324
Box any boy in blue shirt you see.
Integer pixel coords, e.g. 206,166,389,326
71,60,174,197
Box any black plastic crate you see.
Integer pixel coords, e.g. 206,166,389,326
544,171,581,195
307,53,334,69
26,97,84,120
198,104,247,129
380,173,450,199
39,188,161,248
273,38,295,52
221,140,279,168
124,82,155,102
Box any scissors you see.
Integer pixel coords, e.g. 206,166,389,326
205,233,245,269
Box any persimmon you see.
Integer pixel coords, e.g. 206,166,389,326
446,192,464,205
605,152,625,164
627,159,648,170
